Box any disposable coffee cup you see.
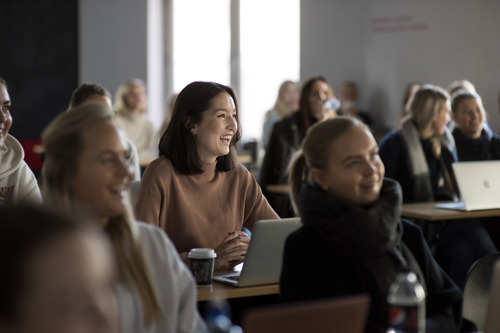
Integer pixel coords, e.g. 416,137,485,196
188,248,217,285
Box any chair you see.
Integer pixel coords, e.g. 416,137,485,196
128,180,141,207
242,294,370,333
462,252,500,331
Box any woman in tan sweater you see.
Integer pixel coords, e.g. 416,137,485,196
135,81,278,271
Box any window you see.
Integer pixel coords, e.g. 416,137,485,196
171,0,300,139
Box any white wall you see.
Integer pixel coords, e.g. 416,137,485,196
79,0,163,126
301,0,500,131
300,0,368,117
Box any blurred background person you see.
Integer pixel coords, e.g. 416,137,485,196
451,90,500,161
396,81,422,129
0,204,118,333
259,76,335,218
261,80,300,150
68,82,141,180
447,79,477,96
337,81,372,126
114,78,157,168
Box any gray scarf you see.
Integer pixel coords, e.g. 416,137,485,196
399,120,456,202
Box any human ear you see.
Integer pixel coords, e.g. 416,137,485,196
310,168,328,191
183,116,197,135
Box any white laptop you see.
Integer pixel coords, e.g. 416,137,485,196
434,161,500,211
213,217,301,287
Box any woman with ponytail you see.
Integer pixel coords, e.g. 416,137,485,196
280,117,462,333
42,102,206,333
379,84,497,289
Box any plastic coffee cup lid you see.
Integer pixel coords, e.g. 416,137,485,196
188,248,217,259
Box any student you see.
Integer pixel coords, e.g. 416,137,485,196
135,81,278,271
280,117,462,333
451,90,500,161
259,76,335,217
0,204,117,333
337,81,372,125
0,76,41,205
68,82,141,180
114,78,157,166
395,81,421,129
261,80,300,149
379,84,497,288
42,103,206,333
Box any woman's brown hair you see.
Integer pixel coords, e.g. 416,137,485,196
297,76,333,133
158,81,242,174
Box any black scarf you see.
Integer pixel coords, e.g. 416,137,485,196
453,127,492,161
299,178,426,297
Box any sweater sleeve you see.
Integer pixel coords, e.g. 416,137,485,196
241,165,279,231
134,160,165,228
139,224,208,333
17,162,42,204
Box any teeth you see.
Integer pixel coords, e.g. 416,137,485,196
221,135,232,140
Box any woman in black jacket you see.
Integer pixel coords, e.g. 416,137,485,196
280,116,462,333
259,76,335,217
451,90,500,161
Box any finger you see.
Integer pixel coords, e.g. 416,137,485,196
221,232,240,243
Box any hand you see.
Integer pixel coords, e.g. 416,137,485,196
214,231,250,271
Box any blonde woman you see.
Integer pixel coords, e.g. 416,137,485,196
379,84,497,289
114,78,157,165
261,80,299,149
281,117,461,332
42,102,206,333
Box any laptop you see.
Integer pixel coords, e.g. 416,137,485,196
484,261,500,333
212,217,301,287
242,294,370,333
434,161,500,211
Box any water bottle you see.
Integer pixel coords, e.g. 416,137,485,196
324,97,340,110
204,298,242,333
387,272,425,333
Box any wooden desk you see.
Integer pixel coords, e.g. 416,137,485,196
266,184,290,195
401,202,500,221
197,282,279,302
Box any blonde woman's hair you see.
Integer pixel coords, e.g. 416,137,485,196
274,80,299,117
288,116,366,215
114,78,147,114
408,84,450,158
41,102,162,325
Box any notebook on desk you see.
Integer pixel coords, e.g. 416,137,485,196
434,161,500,211
213,217,301,287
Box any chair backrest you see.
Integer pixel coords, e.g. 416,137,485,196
128,180,141,207
242,294,370,333
462,252,500,331
484,261,500,333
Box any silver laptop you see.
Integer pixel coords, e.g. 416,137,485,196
434,161,500,211
213,217,301,287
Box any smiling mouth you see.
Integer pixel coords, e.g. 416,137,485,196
220,135,232,144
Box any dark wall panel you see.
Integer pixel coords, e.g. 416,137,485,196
0,0,78,139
